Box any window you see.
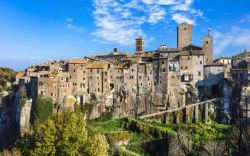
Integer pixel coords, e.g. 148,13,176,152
139,76,142,79
90,69,92,73
140,83,142,86
161,61,165,64
188,56,190,60
184,27,187,31
206,41,209,44
185,66,188,70
198,71,201,76
162,68,166,72
130,76,134,79
200,61,202,64
184,75,189,81
97,69,99,73
98,88,100,92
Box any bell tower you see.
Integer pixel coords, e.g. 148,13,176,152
135,37,144,55
177,23,193,49
203,28,213,65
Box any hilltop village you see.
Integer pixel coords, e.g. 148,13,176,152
15,23,249,119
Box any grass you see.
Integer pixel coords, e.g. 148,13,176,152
86,117,231,155
117,146,142,156
87,119,125,134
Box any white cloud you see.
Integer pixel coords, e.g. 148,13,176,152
65,18,86,33
171,0,193,11
213,27,250,54
66,17,73,22
148,6,166,24
172,13,195,24
92,0,202,45
240,14,250,23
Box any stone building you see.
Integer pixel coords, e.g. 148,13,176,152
18,23,218,119
231,50,250,87
135,37,144,56
177,23,192,49
203,29,213,65
96,48,129,61
214,56,232,78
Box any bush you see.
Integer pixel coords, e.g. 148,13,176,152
80,133,109,156
106,131,133,144
20,98,27,108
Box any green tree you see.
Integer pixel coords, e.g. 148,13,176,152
54,111,87,155
20,111,87,155
33,98,53,126
33,119,57,155
80,133,109,156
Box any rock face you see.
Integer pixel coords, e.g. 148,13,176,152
20,99,32,136
0,91,33,148
240,87,250,123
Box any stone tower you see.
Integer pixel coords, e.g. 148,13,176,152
203,29,213,65
135,37,144,55
177,23,193,49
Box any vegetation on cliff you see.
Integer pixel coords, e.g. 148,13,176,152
0,68,16,92
15,110,109,156
32,98,53,126
0,103,236,156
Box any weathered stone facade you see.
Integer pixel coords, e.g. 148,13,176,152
16,23,220,119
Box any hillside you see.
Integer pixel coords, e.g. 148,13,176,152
0,67,16,92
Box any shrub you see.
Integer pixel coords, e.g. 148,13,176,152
80,133,109,156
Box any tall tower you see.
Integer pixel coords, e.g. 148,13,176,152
203,29,213,65
177,23,193,49
135,37,144,55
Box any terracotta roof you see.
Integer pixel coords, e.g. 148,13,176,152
16,71,25,77
214,56,231,61
96,53,109,56
182,45,202,51
142,53,154,58
87,61,108,69
115,64,123,69
68,58,89,64
179,50,204,56
126,57,140,64
49,71,58,77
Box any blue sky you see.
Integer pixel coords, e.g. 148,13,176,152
0,0,250,71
